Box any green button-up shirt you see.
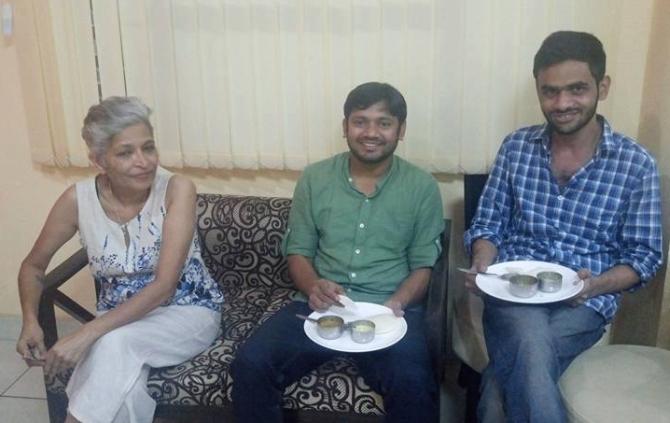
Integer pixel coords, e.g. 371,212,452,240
283,153,444,304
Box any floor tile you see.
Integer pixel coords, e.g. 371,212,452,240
5,365,46,399
56,318,81,337
0,340,29,394
1,315,82,342
0,314,22,341
0,397,49,423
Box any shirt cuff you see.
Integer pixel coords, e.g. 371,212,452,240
408,238,442,269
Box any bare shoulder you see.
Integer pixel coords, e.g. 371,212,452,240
165,174,197,206
61,184,77,201
27,184,80,261
54,184,79,219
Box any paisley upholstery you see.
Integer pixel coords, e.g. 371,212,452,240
45,194,385,421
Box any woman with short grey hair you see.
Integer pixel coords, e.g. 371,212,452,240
16,96,223,423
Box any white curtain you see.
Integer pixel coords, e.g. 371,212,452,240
28,0,653,173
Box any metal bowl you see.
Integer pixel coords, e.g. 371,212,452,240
349,320,376,344
509,274,539,298
537,271,563,293
316,316,344,340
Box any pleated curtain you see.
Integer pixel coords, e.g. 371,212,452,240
28,0,653,173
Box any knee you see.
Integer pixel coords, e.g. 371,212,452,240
490,333,558,384
491,331,552,363
231,344,269,382
508,342,560,387
520,334,557,363
506,329,554,360
385,364,436,395
91,327,134,355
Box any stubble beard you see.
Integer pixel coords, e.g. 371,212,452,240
545,90,600,136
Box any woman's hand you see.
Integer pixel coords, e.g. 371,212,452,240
16,322,46,367
16,186,78,368
43,327,98,376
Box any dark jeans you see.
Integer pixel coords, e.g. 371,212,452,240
231,301,439,423
478,298,606,423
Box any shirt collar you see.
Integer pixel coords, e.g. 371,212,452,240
343,153,397,197
532,115,619,154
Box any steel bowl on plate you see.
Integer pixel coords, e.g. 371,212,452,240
315,315,345,340
537,271,563,293
349,320,376,344
509,274,539,298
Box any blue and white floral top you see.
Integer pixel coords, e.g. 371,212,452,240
76,169,223,313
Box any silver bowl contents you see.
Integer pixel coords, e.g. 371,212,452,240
509,274,539,298
316,316,345,340
537,271,563,293
349,320,376,344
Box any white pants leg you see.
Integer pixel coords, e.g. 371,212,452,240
110,366,153,423
66,305,219,423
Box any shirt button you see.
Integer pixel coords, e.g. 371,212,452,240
365,199,369,203
557,195,564,200
359,223,365,228
347,288,352,292
351,272,357,278
355,249,361,254
348,177,353,182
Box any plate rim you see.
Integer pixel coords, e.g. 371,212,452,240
475,260,584,304
303,302,408,352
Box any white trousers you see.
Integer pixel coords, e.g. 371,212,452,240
66,305,220,423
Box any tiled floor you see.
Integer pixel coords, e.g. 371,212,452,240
0,315,49,423
0,315,465,422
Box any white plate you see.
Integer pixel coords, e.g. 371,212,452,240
303,302,407,352
476,260,584,304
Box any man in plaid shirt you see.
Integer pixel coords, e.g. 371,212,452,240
464,31,662,423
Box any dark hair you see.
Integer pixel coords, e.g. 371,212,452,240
343,82,407,124
533,31,606,82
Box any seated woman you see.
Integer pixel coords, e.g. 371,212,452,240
15,96,223,423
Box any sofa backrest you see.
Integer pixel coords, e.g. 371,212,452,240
195,194,295,338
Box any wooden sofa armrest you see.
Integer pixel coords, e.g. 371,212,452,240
424,219,452,382
38,248,94,349
42,248,88,290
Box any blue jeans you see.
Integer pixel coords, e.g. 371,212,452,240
231,301,439,423
478,298,606,423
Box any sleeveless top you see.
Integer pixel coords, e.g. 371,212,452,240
76,169,223,312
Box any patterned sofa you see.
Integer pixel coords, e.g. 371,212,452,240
38,194,451,423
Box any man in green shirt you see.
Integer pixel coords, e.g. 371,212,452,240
231,82,444,422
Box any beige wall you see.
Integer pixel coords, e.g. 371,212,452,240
0,40,90,315
637,0,670,349
0,40,85,315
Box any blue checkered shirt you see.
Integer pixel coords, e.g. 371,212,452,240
464,116,663,321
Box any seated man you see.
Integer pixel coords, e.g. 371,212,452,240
463,31,663,423
231,82,444,422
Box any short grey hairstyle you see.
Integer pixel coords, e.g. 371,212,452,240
81,96,153,159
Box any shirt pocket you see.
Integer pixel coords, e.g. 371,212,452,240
577,202,622,243
377,216,414,253
316,206,349,247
